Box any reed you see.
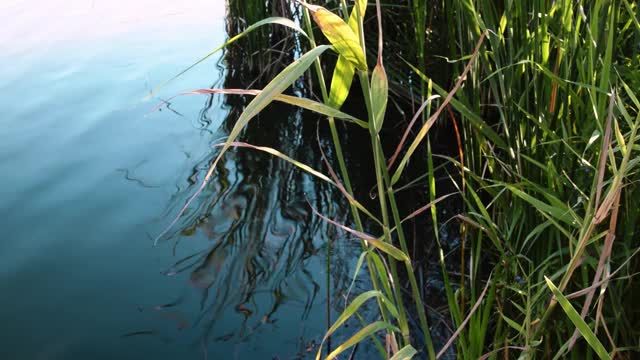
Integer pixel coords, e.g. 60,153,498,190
413,0,640,358
158,0,640,358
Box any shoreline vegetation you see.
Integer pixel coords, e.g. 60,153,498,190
154,0,640,358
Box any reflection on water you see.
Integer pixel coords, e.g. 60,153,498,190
149,23,362,353
0,0,371,359
138,3,374,355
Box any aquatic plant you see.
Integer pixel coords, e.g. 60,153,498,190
419,0,640,358
154,0,640,358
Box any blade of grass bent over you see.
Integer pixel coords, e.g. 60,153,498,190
316,290,399,360
211,141,381,227
307,202,409,262
326,321,400,360
544,276,610,360
154,45,331,244
316,129,383,225
170,88,368,128
145,17,308,99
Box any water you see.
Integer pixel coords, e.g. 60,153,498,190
0,1,364,358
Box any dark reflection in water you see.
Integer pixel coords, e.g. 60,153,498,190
140,4,367,357
125,1,460,357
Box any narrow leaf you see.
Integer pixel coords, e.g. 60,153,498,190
326,321,400,360
176,88,367,128
212,142,333,184
505,185,574,226
154,45,331,244
544,276,610,360
390,345,418,360
501,313,525,335
308,204,409,261
321,290,397,347
146,17,307,99
371,62,388,133
348,0,368,33
325,0,366,109
365,237,409,262
391,32,487,185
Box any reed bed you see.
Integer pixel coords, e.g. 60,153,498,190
157,0,640,358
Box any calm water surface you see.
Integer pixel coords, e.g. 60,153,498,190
0,1,361,358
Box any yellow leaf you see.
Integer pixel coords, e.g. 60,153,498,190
311,7,367,70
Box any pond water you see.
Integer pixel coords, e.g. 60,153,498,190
0,1,365,358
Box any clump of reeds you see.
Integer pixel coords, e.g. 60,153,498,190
414,0,640,358
154,0,640,358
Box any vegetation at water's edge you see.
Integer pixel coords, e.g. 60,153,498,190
156,0,640,358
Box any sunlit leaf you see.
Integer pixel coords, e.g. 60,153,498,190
370,62,388,133
325,0,367,109
328,55,355,109
316,290,399,360
348,0,368,32
326,321,400,360
213,142,333,184
390,345,418,360
301,2,367,70
364,237,409,262
544,277,611,360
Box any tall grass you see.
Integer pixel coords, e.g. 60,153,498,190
416,0,640,358
156,0,640,358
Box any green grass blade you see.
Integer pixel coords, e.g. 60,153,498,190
365,237,410,262
145,17,308,99
321,290,398,346
390,345,418,360
300,2,367,70
544,276,611,360
504,185,575,226
345,251,368,301
370,62,388,134
218,45,331,163
180,88,367,128
325,321,400,360
308,205,409,261
328,56,356,109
